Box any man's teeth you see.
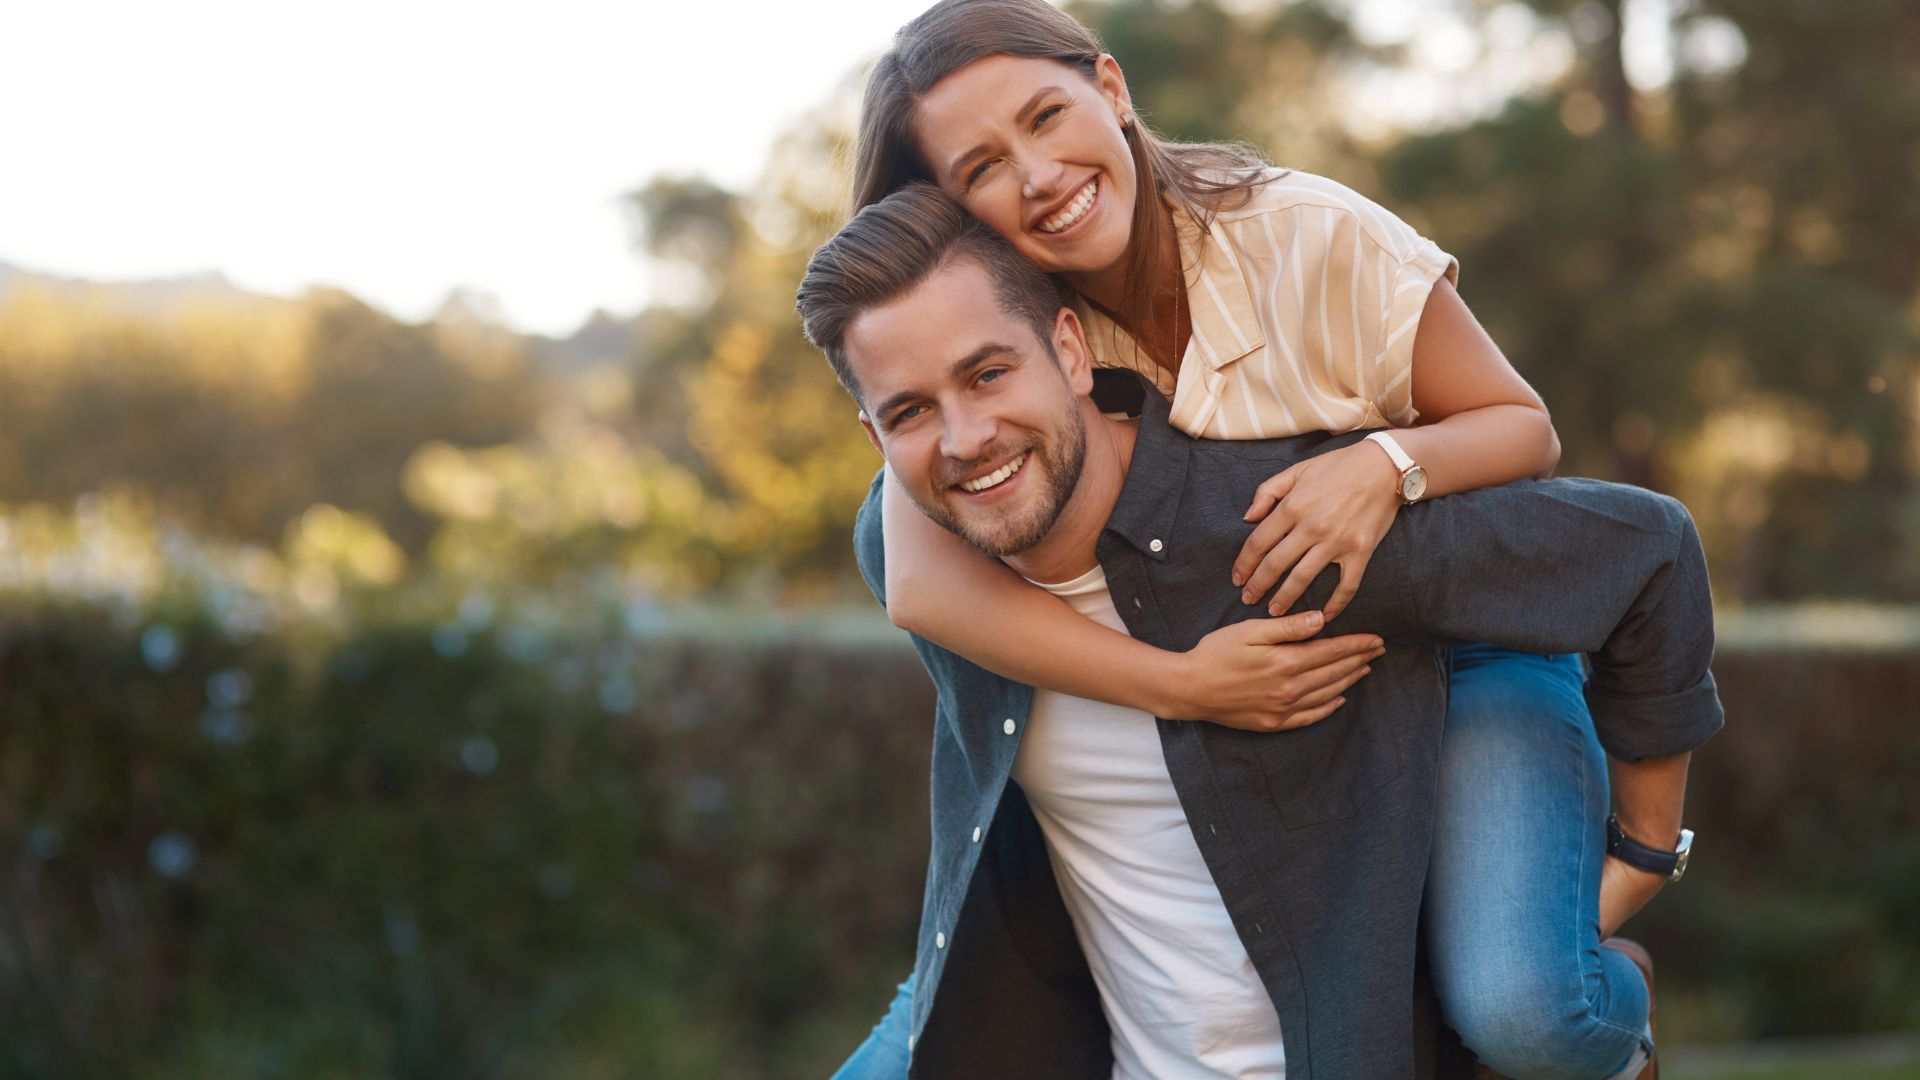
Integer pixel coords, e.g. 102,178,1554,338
959,453,1027,493
1038,180,1097,234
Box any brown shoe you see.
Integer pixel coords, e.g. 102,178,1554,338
1602,937,1658,1080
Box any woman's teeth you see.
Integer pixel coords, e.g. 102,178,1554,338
959,453,1027,493
1038,179,1097,234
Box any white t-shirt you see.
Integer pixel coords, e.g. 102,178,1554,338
1011,564,1285,1080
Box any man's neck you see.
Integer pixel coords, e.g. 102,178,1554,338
1003,410,1138,586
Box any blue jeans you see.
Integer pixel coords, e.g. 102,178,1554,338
835,647,1652,1079
1427,644,1651,1080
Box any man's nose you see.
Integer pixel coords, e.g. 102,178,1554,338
940,405,997,464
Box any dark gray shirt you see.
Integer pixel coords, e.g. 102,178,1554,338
853,387,1722,1080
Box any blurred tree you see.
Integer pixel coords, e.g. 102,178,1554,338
622,102,886,598
1375,0,1920,600
2,0,1911,603
0,288,543,556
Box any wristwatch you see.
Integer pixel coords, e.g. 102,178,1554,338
1606,814,1694,883
1363,431,1428,505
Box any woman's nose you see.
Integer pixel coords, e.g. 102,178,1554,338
1021,158,1066,202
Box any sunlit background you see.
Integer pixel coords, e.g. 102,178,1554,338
2,1,1916,1077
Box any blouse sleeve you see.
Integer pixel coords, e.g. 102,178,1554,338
1327,183,1458,427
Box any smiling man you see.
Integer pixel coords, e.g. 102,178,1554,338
796,184,1721,1080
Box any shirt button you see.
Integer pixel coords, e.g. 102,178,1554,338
1133,597,1142,609
972,826,982,843
936,931,947,949
1149,538,1163,552
1003,718,1016,735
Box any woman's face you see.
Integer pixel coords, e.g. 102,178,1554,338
913,54,1137,280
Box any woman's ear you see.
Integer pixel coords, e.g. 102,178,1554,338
1093,54,1133,127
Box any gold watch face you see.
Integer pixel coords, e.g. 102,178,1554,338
1401,465,1428,503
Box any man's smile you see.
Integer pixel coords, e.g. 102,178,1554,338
955,451,1031,495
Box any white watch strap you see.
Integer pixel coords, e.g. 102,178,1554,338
1364,431,1415,473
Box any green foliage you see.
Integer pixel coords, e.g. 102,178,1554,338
3,565,1917,1074
0,288,542,556
0,585,930,1079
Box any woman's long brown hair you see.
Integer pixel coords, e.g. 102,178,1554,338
851,0,1277,343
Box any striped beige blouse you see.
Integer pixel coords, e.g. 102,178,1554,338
1074,168,1459,440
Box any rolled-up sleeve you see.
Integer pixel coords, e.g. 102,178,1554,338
1396,477,1724,761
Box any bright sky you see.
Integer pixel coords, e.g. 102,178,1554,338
0,0,934,336
0,1,1715,337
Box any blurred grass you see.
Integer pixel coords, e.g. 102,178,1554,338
1671,1064,1920,1080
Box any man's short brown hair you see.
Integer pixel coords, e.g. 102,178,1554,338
796,182,1072,405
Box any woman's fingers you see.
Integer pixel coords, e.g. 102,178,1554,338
1318,556,1371,622
1267,545,1334,616
1274,695,1349,730
1242,528,1316,603
1232,509,1296,590
1241,465,1301,524
1288,656,1374,712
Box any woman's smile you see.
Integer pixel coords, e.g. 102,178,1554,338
1033,176,1100,236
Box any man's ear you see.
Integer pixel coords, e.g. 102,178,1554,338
858,409,885,456
1052,306,1096,397
1093,54,1134,126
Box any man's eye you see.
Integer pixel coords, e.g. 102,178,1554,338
979,368,1007,384
893,404,927,425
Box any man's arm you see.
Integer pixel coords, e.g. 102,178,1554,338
1396,476,1723,762
1394,476,1717,929
853,469,891,608
1601,750,1690,934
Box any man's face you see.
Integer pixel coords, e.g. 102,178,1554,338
845,258,1092,558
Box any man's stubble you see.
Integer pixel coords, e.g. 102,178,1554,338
914,394,1089,560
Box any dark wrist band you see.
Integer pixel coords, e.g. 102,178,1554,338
1606,813,1694,883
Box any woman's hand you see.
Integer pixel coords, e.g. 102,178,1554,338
1598,855,1667,938
1173,610,1385,732
1234,443,1403,620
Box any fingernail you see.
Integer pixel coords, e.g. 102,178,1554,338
1242,590,1255,605
1269,603,1283,616
1305,612,1323,628
1334,697,1347,708
1231,573,1244,587
1359,667,1371,677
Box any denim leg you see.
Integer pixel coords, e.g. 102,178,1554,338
830,972,916,1080
1426,646,1652,1080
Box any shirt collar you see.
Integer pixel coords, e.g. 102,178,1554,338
1068,195,1267,377
1101,380,1191,563
1172,198,1266,371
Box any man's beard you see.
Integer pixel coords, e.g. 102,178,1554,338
917,407,1088,559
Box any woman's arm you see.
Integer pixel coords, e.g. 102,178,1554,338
881,469,1383,731
1235,278,1561,619
1391,276,1561,489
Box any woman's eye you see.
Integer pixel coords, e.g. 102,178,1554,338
965,159,995,187
1034,105,1063,128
